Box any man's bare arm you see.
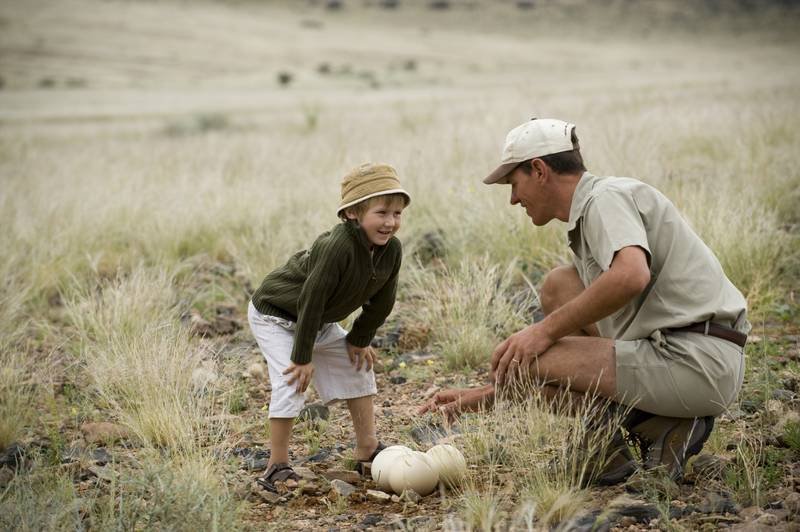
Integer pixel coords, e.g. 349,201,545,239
491,246,650,384
542,246,650,341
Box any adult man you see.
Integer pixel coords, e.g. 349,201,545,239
419,118,749,486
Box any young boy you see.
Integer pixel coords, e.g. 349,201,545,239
247,163,410,491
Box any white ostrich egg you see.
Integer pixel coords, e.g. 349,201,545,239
371,445,412,491
388,450,439,496
425,444,467,487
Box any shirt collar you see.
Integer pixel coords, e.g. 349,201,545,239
566,171,599,232
342,219,381,253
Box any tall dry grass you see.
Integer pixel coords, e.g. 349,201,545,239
0,1,797,529
62,268,214,453
454,387,630,528
0,252,37,451
400,257,535,369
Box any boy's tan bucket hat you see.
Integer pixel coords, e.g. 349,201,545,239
337,163,411,216
484,118,576,184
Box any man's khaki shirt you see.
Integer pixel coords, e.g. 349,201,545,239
567,172,749,341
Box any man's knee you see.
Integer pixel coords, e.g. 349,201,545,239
540,265,583,315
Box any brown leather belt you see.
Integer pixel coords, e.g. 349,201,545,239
665,321,747,348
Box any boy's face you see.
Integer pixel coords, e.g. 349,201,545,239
348,197,405,248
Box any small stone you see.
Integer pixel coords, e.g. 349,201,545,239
322,469,360,484
401,489,422,503
740,505,762,520
329,479,357,498
284,478,298,489
772,389,795,401
755,512,779,526
366,489,391,502
293,466,317,480
239,448,270,471
765,509,790,522
360,513,383,526
690,454,731,480
256,488,281,504
389,376,407,384
391,494,402,503
397,516,434,528
87,465,118,482
80,422,130,445
305,449,330,463
696,491,738,514
91,447,113,465
606,495,660,522
740,400,760,413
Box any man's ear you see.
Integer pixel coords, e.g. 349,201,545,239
531,158,548,181
344,208,358,221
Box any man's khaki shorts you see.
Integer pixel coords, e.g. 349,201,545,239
614,329,745,417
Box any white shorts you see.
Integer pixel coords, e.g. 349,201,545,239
247,301,377,418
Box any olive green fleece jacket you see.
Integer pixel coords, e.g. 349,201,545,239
251,221,402,365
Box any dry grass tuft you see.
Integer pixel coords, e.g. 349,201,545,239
63,269,216,453
401,258,535,369
456,386,630,528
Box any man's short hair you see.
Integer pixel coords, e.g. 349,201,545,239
520,127,586,175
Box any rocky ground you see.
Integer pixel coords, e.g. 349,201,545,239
4,280,798,531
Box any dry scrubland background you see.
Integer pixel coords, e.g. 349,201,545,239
1,0,799,530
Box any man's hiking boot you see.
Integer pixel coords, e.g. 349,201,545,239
558,405,637,487
624,415,715,493
589,428,638,486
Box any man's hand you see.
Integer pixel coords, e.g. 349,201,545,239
417,385,495,423
347,342,376,372
283,362,314,393
490,322,556,386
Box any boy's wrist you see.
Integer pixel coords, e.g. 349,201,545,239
345,331,373,348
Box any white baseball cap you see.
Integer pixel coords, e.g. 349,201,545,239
483,118,576,184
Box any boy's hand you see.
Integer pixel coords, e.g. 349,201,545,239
346,342,376,372
283,362,314,393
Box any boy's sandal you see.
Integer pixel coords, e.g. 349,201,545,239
354,442,386,476
256,463,301,493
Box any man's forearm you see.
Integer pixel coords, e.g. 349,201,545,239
540,266,642,341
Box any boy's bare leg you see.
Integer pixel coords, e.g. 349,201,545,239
268,418,294,467
347,395,379,461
